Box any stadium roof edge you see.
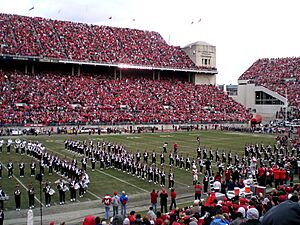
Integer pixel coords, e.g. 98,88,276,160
0,54,218,74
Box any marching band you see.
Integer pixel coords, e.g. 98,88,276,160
0,139,91,210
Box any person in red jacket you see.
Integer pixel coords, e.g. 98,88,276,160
273,167,280,187
279,168,286,185
102,194,112,219
150,189,158,213
169,188,177,210
194,182,202,200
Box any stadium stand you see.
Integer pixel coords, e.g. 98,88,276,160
0,71,251,125
0,13,250,126
0,13,212,70
239,57,300,111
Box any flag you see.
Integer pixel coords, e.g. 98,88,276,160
198,18,201,22
191,21,194,24
133,18,135,22
108,16,112,19
29,6,34,11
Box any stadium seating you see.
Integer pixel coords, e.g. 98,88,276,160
0,71,251,125
0,13,212,70
239,57,300,110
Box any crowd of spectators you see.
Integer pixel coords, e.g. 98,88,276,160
0,13,215,71
239,57,300,113
79,184,300,225
0,70,251,126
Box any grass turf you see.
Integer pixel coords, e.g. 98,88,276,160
0,130,277,211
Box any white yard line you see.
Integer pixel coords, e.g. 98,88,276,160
1,163,44,207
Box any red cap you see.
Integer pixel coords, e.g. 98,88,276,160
222,205,229,213
114,192,117,195
233,204,239,210
227,201,233,207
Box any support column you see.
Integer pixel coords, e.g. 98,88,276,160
71,65,75,76
114,68,117,80
158,71,160,81
119,69,122,79
77,65,81,76
31,64,34,74
25,63,28,74
153,70,155,80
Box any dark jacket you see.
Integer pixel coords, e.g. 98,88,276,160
261,200,300,225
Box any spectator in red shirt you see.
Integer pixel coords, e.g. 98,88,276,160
150,189,159,213
194,182,202,200
169,188,177,211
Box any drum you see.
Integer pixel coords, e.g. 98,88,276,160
245,186,250,193
74,183,80,190
234,187,240,196
49,189,55,196
63,186,69,192
83,184,88,190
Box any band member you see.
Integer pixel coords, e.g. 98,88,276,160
0,163,2,179
19,161,25,177
154,167,159,184
151,150,156,164
91,157,96,171
0,185,5,210
6,139,12,154
57,178,66,205
40,160,45,176
160,169,166,187
203,171,209,193
160,151,165,166
162,142,167,153
186,155,191,171
175,154,180,168
43,182,52,207
28,183,35,209
7,160,13,178
192,165,198,185
69,179,77,202
48,159,53,175
14,184,21,211
197,136,200,146
30,161,36,177
143,151,148,164
78,179,85,198
0,208,3,225
81,157,87,171
20,141,26,155
168,169,174,189
0,140,3,153
169,153,174,166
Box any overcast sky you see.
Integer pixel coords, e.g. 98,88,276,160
1,0,299,84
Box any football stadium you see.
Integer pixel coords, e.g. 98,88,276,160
0,2,300,225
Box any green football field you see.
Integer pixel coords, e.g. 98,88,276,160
0,130,277,211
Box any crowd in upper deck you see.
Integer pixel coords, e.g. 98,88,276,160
0,13,216,71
